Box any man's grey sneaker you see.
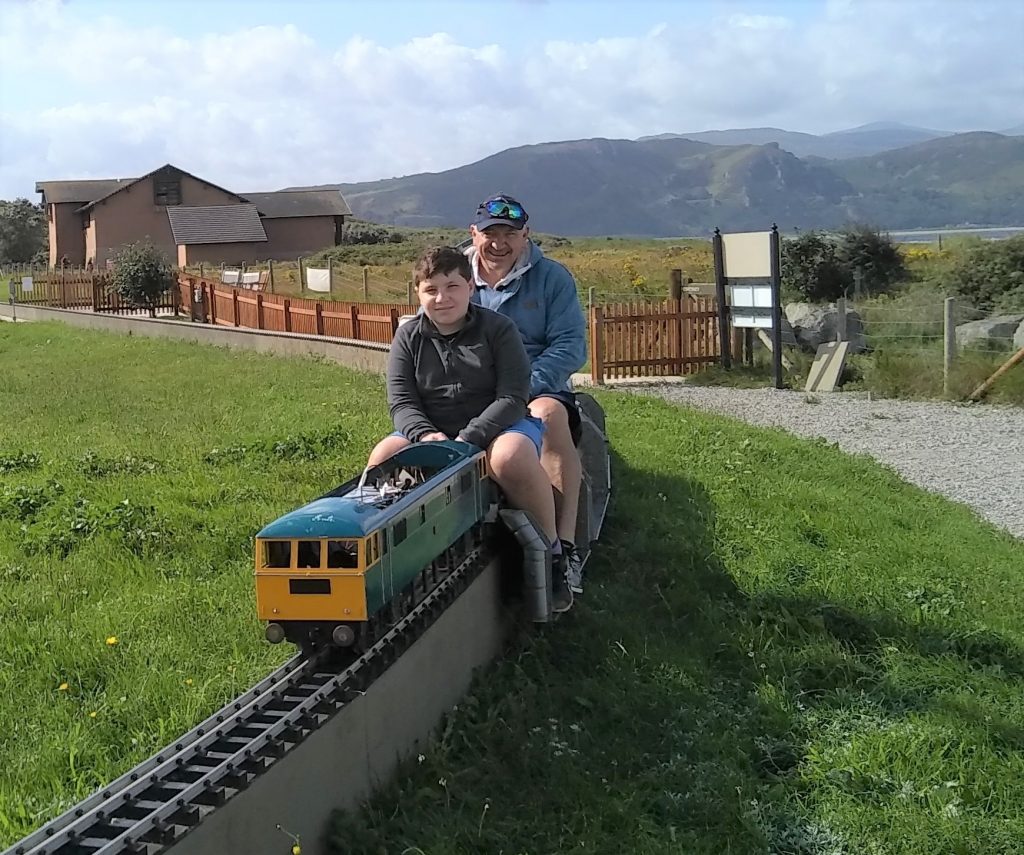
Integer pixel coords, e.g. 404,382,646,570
551,551,574,614
561,539,584,595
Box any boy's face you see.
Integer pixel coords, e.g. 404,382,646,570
417,269,473,329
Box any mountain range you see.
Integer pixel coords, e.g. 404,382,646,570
292,123,1024,237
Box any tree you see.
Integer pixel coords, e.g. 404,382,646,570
0,198,47,264
781,230,850,301
836,223,906,294
110,242,174,317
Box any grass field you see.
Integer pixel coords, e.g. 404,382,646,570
2,321,1022,853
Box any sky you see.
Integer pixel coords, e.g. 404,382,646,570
0,0,1022,199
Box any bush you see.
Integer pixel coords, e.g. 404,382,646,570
781,230,850,301
110,242,174,316
836,223,906,293
782,226,906,303
341,220,405,246
937,234,1024,311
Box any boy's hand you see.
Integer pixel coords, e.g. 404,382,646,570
419,431,449,442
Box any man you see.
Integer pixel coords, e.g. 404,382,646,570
465,193,589,605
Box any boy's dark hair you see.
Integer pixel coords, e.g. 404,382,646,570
413,245,471,287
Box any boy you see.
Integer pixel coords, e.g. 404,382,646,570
366,246,573,613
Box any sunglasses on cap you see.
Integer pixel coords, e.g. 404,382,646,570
483,199,526,221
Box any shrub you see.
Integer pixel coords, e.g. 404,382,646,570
836,223,906,294
110,241,174,316
937,234,1024,311
781,230,850,301
341,220,405,245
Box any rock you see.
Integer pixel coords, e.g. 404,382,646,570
1013,318,1024,350
954,315,1024,349
784,301,866,352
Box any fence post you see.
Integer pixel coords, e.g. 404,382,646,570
362,266,369,302
943,297,956,396
283,299,292,332
712,230,732,370
328,260,334,294
297,257,304,293
171,277,181,317
589,306,604,386
407,277,414,304
315,303,324,336
60,262,67,308
350,305,360,340
837,296,848,341
268,259,275,294
669,268,682,300
390,307,400,335
232,289,239,326
256,293,264,329
92,279,101,313
209,284,217,325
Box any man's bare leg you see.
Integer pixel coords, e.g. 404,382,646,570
528,396,582,543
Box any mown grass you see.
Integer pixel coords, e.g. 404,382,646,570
0,322,395,847
329,392,1024,854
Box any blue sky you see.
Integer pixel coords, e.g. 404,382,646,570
1,0,1021,198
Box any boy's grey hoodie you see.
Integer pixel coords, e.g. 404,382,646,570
387,303,530,448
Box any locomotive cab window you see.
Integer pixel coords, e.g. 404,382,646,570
327,539,359,569
297,540,321,569
263,540,291,569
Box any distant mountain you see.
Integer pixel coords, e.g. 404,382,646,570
831,131,1024,227
639,121,952,159
293,132,1024,237
295,137,857,237
1001,123,1024,136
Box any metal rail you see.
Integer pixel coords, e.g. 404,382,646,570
5,547,485,855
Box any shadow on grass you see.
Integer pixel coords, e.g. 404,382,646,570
326,448,1024,855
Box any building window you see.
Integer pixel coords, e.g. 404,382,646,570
154,176,181,206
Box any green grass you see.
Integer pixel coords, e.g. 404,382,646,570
0,322,395,847
328,393,1024,854
2,321,1023,854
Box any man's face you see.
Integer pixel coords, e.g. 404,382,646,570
417,269,473,329
470,224,530,269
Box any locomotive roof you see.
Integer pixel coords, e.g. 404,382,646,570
256,441,482,540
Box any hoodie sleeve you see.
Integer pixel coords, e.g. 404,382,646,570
457,316,529,448
387,326,439,441
530,262,588,397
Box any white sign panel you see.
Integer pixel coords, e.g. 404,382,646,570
221,269,240,285
732,314,773,329
21,276,33,292
730,284,774,308
306,268,331,293
721,231,772,279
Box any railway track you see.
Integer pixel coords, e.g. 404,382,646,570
5,545,487,855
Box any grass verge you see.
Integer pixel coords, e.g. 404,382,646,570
0,321,394,847
329,391,1024,854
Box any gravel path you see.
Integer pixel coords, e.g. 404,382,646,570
624,385,1024,539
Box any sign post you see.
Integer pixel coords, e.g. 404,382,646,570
713,224,785,389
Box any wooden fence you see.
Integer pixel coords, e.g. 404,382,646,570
178,276,417,344
589,295,721,382
10,269,729,381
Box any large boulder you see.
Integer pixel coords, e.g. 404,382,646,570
1015,319,1024,350
784,302,866,352
955,315,1024,349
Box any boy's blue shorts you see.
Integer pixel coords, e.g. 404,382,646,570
391,415,545,455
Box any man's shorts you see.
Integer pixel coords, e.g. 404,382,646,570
530,391,583,446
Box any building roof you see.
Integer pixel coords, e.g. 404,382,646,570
166,204,268,245
77,164,245,212
35,178,138,205
241,190,353,219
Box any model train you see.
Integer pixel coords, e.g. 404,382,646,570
253,394,610,654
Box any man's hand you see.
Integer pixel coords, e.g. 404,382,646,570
419,431,449,442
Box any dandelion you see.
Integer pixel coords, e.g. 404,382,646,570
58,682,69,691
185,678,193,686
105,636,118,646
89,711,97,718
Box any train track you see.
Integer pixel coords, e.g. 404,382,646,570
5,545,487,855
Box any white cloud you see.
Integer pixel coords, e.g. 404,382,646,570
0,0,1021,198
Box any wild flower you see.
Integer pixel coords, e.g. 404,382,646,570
58,682,69,691
106,635,119,646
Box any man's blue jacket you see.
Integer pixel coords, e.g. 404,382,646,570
468,241,587,398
